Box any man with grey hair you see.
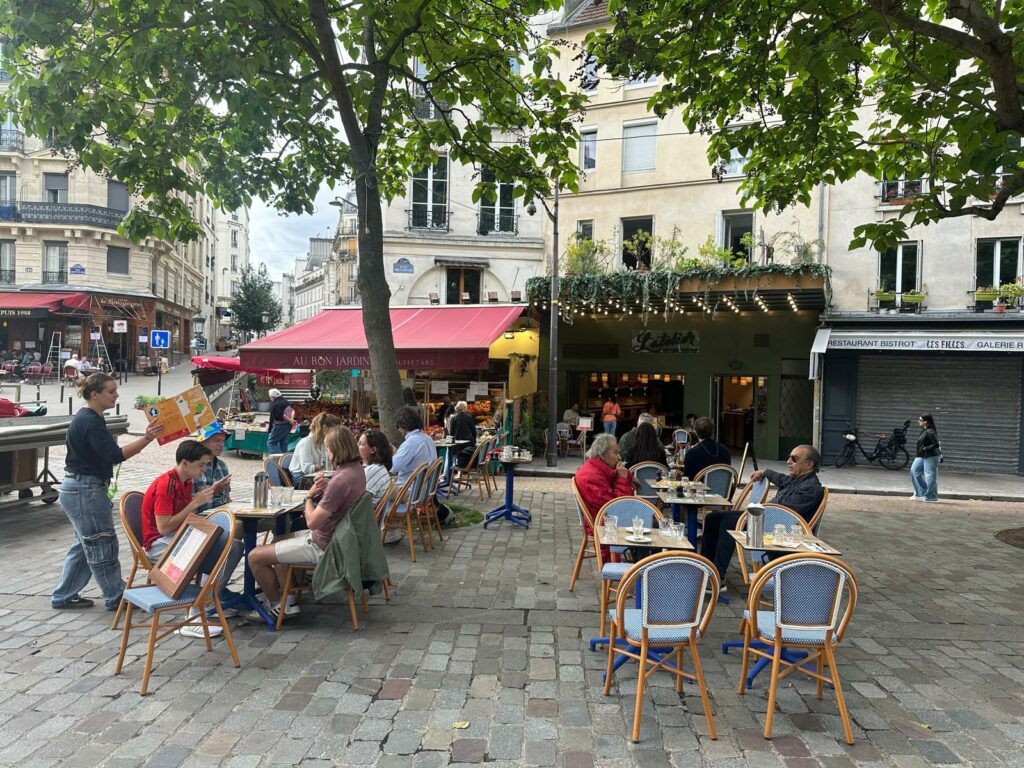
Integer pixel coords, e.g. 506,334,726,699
574,433,634,532
448,400,478,466
616,412,655,461
266,388,295,453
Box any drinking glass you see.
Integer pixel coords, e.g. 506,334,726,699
772,524,786,545
790,525,804,547
671,522,683,540
632,516,644,537
696,488,706,503
605,516,617,536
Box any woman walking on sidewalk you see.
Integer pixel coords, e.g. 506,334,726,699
51,373,163,610
910,413,941,502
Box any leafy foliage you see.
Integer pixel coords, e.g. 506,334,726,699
591,0,1024,251
230,264,282,337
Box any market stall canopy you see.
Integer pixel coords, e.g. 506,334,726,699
0,292,90,317
239,305,524,370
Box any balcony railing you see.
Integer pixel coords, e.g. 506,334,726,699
407,207,450,232
42,270,67,284
0,269,14,284
0,129,24,153
879,179,927,204
477,212,519,236
0,199,127,229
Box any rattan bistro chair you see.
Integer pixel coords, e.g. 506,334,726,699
111,492,151,630
731,477,770,512
450,441,491,500
381,463,430,562
694,463,738,500
568,478,597,592
604,552,720,743
630,461,668,501
739,553,858,743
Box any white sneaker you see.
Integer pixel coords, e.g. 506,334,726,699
284,601,300,617
178,623,223,639
909,494,922,500
241,596,279,621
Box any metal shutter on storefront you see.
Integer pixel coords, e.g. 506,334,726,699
856,355,1022,474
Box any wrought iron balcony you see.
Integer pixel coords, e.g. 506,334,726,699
477,211,519,236
42,270,67,284
407,207,450,232
0,129,24,152
0,199,127,229
0,269,15,284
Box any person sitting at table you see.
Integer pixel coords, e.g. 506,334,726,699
682,417,731,479
141,439,239,636
245,425,366,621
574,433,634,533
448,401,478,467
78,357,93,373
562,403,580,433
193,421,232,512
618,412,655,461
291,413,341,487
700,444,824,588
390,406,436,484
359,429,393,506
623,421,666,468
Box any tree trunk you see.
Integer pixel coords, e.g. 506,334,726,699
356,181,405,446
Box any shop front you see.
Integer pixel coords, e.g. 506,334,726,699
815,325,1024,474
0,292,90,363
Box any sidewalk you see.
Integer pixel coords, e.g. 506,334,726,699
519,454,1024,502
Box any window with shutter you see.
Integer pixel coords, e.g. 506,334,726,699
622,123,656,172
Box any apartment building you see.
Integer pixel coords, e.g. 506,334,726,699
332,198,359,306
212,206,251,346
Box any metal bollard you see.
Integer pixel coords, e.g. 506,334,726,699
60,384,64,401
116,403,120,415
68,397,73,415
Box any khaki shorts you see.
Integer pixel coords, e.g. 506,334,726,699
274,529,325,565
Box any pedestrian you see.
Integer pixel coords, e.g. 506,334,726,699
601,395,621,435
910,413,941,502
52,373,163,610
266,388,295,454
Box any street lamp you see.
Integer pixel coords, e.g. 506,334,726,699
527,186,560,468
261,311,269,338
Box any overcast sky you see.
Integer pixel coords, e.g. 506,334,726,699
248,183,340,281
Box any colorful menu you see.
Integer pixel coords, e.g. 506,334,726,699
144,385,216,445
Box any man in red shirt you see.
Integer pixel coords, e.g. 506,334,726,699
141,440,235,637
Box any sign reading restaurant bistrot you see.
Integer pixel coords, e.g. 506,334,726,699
631,330,700,354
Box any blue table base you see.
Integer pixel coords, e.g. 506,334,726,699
722,639,815,688
222,514,287,631
483,462,531,529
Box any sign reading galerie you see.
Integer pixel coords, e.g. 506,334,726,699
631,330,700,354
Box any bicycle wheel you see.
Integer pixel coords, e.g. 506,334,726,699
879,446,909,471
834,444,855,468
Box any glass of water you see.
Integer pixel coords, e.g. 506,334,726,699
605,516,617,535
696,488,706,503
632,516,644,537
790,525,805,547
772,524,786,545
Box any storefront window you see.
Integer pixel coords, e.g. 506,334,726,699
446,268,480,304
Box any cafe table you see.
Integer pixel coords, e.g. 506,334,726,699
483,456,532,529
212,490,306,630
655,488,732,546
589,524,694,671
433,439,470,494
723,529,842,688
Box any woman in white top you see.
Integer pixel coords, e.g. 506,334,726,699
358,429,393,506
290,413,340,487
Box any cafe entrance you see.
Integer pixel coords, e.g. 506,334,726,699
710,373,769,457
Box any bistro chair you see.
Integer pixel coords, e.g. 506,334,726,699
22,363,43,383
372,479,396,602
731,477,770,512
450,441,490,500
480,438,499,496
415,456,446,548
381,463,430,562
593,497,666,637
111,492,151,630
557,422,584,458
807,487,830,535
277,452,296,487
40,362,55,382
630,461,667,501
694,463,738,499
739,553,858,743
114,509,240,695
604,552,720,743
263,459,289,489
568,478,597,592
672,429,690,455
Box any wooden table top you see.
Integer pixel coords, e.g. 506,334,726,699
648,479,708,491
656,490,732,507
597,526,694,550
727,529,841,556
433,439,471,446
209,495,304,518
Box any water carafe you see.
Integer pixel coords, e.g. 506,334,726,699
747,503,765,548
253,473,269,508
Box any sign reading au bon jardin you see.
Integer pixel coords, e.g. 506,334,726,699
631,330,700,354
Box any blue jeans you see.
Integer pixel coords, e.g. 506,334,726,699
267,424,291,454
911,456,939,501
52,474,124,609
603,420,617,435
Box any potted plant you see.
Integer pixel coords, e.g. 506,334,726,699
564,237,606,276
998,282,1024,300
874,282,896,303
974,286,999,302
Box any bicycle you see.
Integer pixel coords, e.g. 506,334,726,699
834,420,911,470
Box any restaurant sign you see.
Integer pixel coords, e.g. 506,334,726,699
631,329,700,354
256,371,313,388
0,308,47,318
827,332,1024,352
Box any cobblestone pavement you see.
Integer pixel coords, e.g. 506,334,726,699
2,455,1024,767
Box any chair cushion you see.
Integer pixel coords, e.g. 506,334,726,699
601,562,630,580
746,609,837,646
123,584,202,613
608,608,700,644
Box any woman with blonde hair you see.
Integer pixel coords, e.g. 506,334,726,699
52,373,163,611
290,412,341,487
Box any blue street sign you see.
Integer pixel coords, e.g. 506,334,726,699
150,330,170,349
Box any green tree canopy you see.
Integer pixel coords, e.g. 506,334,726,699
1,0,585,440
591,0,1024,250
230,264,282,337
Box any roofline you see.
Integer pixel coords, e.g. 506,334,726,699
547,4,610,34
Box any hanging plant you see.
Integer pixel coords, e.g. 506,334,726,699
507,353,537,376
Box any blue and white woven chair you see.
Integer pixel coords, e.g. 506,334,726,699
263,459,289,488
694,463,738,499
114,509,240,695
731,477,770,512
740,553,858,743
734,503,811,588
382,463,430,562
807,487,830,535
630,461,668,501
415,457,446,548
593,497,666,637
604,552,720,743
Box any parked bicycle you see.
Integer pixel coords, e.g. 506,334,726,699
834,420,911,470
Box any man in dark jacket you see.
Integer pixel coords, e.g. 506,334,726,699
449,400,478,466
682,417,731,479
267,388,295,453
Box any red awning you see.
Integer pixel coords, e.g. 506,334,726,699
239,305,524,370
191,355,282,377
0,292,89,313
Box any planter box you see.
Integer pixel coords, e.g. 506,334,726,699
975,291,999,302
901,294,926,304
874,292,896,302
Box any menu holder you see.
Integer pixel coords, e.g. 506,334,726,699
150,514,220,599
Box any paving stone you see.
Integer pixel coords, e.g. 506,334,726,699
451,738,486,763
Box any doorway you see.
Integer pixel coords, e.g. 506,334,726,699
711,373,768,455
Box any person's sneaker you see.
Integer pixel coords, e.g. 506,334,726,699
52,596,95,610
923,498,939,503
383,529,404,545
241,596,279,621
178,623,223,639
909,494,922,500
283,601,300,617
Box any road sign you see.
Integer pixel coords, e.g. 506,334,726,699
113,320,128,333
150,330,170,349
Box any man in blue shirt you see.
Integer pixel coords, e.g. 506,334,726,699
391,406,436,483
193,421,231,512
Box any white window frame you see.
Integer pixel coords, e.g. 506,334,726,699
410,155,448,229
877,241,921,301
0,240,14,277
576,220,594,242
478,169,516,234
621,121,657,173
722,146,748,178
975,238,1022,288
580,128,597,171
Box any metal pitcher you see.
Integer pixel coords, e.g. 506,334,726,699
253,472,269,508
747,503,765,548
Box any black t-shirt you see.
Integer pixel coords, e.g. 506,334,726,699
65,408,125,480
625,443,667,468
682,439,732,479
269,396,291,427
449,411,478,455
